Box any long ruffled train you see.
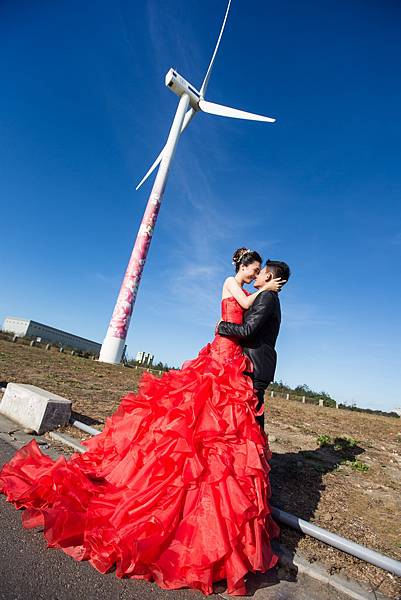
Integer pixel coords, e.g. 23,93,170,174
0,342,279,595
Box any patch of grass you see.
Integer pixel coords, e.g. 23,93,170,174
343,459,369,473
317,434,332,447
333,436,359,450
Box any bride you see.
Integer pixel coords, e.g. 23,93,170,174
0,247,282,596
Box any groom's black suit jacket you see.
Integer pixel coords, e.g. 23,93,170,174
218,291,281,390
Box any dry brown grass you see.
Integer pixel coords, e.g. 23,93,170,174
1,338,400,598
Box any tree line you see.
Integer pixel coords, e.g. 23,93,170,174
270,380,399,418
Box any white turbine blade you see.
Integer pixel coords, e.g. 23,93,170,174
200,0,232,97
136,108,195,190
135,148,164,191
199,99,276,123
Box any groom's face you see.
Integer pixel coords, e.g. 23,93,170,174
253,267,272,289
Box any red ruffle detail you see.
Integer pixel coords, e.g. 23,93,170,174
0,336,279,595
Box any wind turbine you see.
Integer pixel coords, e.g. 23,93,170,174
99,0,276,364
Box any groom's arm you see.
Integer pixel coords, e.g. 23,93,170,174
218,292,275,341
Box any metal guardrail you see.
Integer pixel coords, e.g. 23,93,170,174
272,507,401,577
69,418,100,436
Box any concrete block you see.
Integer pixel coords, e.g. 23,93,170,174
0,383,72,435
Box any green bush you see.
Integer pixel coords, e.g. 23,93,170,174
317,434,332,447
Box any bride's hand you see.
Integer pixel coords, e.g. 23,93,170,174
262,277,285,292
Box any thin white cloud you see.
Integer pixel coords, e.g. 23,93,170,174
95,272,120,287
282,299,335,329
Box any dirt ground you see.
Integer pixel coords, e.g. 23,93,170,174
0,338,400,598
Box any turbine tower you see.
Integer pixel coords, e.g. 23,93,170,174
99,0,276,364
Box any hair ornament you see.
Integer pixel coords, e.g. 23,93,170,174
237,248,252,262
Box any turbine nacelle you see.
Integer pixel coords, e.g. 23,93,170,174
165,68,202,110
136,0,277,191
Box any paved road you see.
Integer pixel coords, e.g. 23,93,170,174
0,433,352,600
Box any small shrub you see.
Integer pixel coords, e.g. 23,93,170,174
317,434,332,447
343,459,369,473
333,436,359,451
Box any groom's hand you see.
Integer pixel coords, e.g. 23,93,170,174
262,277,285,293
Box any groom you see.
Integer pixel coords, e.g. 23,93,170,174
218,259,290,429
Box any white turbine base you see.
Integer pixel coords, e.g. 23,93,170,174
98,336,126,364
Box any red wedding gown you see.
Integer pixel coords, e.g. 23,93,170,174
0,296,279,596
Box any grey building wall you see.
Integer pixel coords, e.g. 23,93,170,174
2,317,101,355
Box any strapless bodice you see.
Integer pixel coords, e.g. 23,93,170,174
221,296,245,324
207,294,249,362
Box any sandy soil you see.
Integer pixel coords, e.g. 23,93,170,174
0,338,400,598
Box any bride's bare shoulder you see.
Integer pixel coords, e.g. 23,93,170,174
222,276,239,291
222,276,241,300
224,276,236,286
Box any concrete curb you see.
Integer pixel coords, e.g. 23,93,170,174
278,545,391,600
48,431,86,453
0,413,59,459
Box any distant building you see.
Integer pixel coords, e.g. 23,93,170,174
135,351,154,366
2,316,101,356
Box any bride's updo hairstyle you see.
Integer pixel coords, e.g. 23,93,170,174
232,247,262,273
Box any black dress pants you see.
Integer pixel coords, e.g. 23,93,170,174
254,387,266,430
244,370,270,431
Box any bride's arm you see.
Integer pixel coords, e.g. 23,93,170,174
224,277,282,310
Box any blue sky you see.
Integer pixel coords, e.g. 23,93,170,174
1,0,400,411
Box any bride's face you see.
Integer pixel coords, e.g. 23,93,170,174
240,261,261,283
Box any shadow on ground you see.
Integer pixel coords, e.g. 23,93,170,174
70,411,103,426
242,441,366,595
270,441,365,558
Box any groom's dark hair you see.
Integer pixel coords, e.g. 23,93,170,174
266,260,291,283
